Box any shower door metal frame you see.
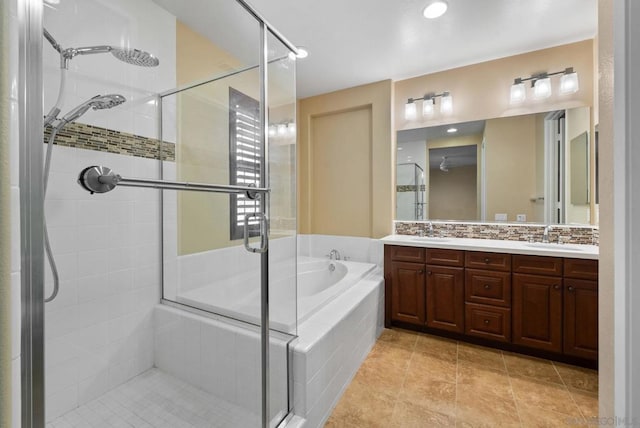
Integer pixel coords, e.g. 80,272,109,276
18,0,46,427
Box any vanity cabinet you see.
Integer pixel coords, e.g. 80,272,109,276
390,261,426,325
426,264,464,333
563,259,599,360
464,252,512,342
384,244,599,363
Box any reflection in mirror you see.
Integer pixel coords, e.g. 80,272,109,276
397,163,425,220
396,107,593,225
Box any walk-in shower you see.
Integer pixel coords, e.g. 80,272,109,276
20,1,299,427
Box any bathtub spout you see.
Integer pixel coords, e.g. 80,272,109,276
327,249,341,260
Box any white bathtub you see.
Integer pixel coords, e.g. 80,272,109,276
176,256,377,333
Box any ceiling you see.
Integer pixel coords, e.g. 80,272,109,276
247,0,597,98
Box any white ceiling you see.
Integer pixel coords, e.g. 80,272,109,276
247,0,597,98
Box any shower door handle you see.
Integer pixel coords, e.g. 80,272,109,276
244,212,269,254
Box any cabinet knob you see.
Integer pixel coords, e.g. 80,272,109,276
484,284,490,290
418,269,424,275
484,319,490,325
427,271,432,275
568,286,574,292
484,258,490,263
554,284,561,290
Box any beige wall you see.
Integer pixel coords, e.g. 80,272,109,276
394,40,594,130
426,133,482,219
565,106,591,224
298,80,393,238
429,165,477,220
175,21,260,254
598,0,614,418
484,114,543,223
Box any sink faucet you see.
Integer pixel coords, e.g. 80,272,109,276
328,249,341,260
542,225,554,243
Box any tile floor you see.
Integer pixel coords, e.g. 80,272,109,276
47,369,260,428
326,328,598,427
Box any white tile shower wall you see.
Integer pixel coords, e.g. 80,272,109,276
9,0,21,425
43,0,176,141
291,275,385,428
298,234,384,267
153,305,290,422
43,146,161,422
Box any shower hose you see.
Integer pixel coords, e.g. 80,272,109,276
43,67,67,303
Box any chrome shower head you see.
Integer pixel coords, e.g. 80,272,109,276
60,94,126,125
110,47,159,67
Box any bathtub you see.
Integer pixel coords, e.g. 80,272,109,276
176,256,377,333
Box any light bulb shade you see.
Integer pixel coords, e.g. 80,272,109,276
422,99,435,116
277,124,287,135
560,71,579,94
533,77,552,99
405,102,417,120
268,125,277,137
510,82,526,104
440,94,453,114
287,123,296,135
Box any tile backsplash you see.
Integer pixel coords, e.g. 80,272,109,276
394,221,599,246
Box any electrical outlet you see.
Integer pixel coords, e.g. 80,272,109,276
495,213,507,221
516,214,527,222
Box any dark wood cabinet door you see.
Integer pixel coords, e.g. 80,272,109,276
564,279,598,360
390,262,426,325
426,265,464,333
512,273,563,352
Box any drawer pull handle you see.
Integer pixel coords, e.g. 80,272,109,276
568,286,574,292
484,284,490,289
484,258,490,263
484,319,490,324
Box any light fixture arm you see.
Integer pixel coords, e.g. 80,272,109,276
514,67,574,87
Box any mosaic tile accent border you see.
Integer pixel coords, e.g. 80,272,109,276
397,185,426,192
395,221,599,246
44,122,175,161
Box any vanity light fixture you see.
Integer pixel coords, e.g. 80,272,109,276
423,0,448,19
404,91,453,120
509,67,579,104
269,120,296,139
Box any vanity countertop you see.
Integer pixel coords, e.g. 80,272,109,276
381,234,599,260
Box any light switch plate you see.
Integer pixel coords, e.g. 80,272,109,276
516,214,527,222
495,213,507,221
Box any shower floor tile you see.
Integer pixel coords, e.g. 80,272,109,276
47,368,260,428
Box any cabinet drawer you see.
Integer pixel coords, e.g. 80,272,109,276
564,258,598,281
513,255,563,276
426,248,464,267
465,269,511,307
465,303,511,343
389,245,425,262
465,252,511,271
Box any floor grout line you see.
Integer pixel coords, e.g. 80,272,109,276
502,350,525,427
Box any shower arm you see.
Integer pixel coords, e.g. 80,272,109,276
77,165,269,199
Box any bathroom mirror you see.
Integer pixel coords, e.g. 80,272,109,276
396,106,593,225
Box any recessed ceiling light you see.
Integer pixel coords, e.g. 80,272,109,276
289,46,309,60
397,147,403,151
423,0,448,19
447,127,458,133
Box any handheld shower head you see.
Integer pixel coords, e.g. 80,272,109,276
60,94,126,126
